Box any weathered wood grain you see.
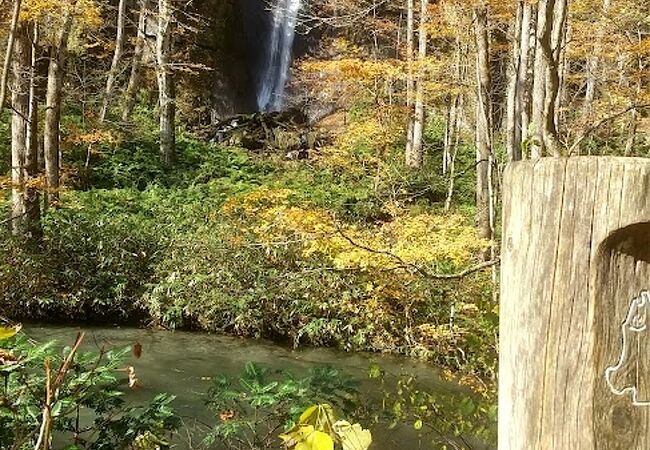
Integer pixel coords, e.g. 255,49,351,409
499,157,650,449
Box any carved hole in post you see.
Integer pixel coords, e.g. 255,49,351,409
593,222,650,447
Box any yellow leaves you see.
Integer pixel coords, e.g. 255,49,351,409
0,324,22,341
280,405,371,450
22,0,101,28
299,404,336,433
302,58,403,84
281,405,337,450
336,116,393,156
222,187,487,273
281,426,334,450
330,213,487,271
0,325,22,369
332,421,372,450
222,187,293,216
315,111,404,175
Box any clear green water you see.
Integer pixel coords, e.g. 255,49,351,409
26,325,493,450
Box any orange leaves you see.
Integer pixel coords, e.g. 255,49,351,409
67,128,119,146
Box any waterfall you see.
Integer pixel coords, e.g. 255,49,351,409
257,0,302,112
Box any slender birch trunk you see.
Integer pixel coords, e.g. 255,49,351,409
444,34,462,174
10,22,31,235
25,23,41,238
407,0,428,169
541,0,566,156
474,3,493,250
44,11,73,208
404,0,415,161
505,1,523,162
100,0,127,122
122,0,148,122
444,100,462,212
519,2,533,149
156,0,176,164
26,24,39,161
0,0,22,111
530,1,548,158
554,21,568,139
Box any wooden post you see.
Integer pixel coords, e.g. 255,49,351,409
500,157,650,449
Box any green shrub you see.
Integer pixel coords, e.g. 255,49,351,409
0,331,179,449
202,362,361,450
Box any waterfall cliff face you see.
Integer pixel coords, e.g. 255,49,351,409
257,0,302,112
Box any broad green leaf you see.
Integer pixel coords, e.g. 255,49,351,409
333,420,372,450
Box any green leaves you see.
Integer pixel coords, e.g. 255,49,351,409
0,335,179,449
205,364,362,450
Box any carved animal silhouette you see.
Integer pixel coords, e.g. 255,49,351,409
605,291,650,406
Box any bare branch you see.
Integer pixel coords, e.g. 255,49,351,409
568,104,650,155
336,227,499,280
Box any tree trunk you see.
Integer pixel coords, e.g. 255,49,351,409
404,0,415,159
474,3,493,249
26,24,40,161
530,1,548,157
0,0,22,111
444,105,461,212
10,22,32,235
444,34,462,174
100,0,127,122
443,94,458,174
44,11,73,208
554,21,568,135
122,0,148,122
407,0,428,169
530,0,565,157
25,23,41,238
519,2,534,149
505,1,523,162
500,157,650,449
541,0,567,156
156,0,176,164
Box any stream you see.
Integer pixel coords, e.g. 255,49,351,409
26,325,494,450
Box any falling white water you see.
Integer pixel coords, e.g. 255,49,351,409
257,0,302,112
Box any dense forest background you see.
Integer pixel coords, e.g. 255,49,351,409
0,0,648,447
